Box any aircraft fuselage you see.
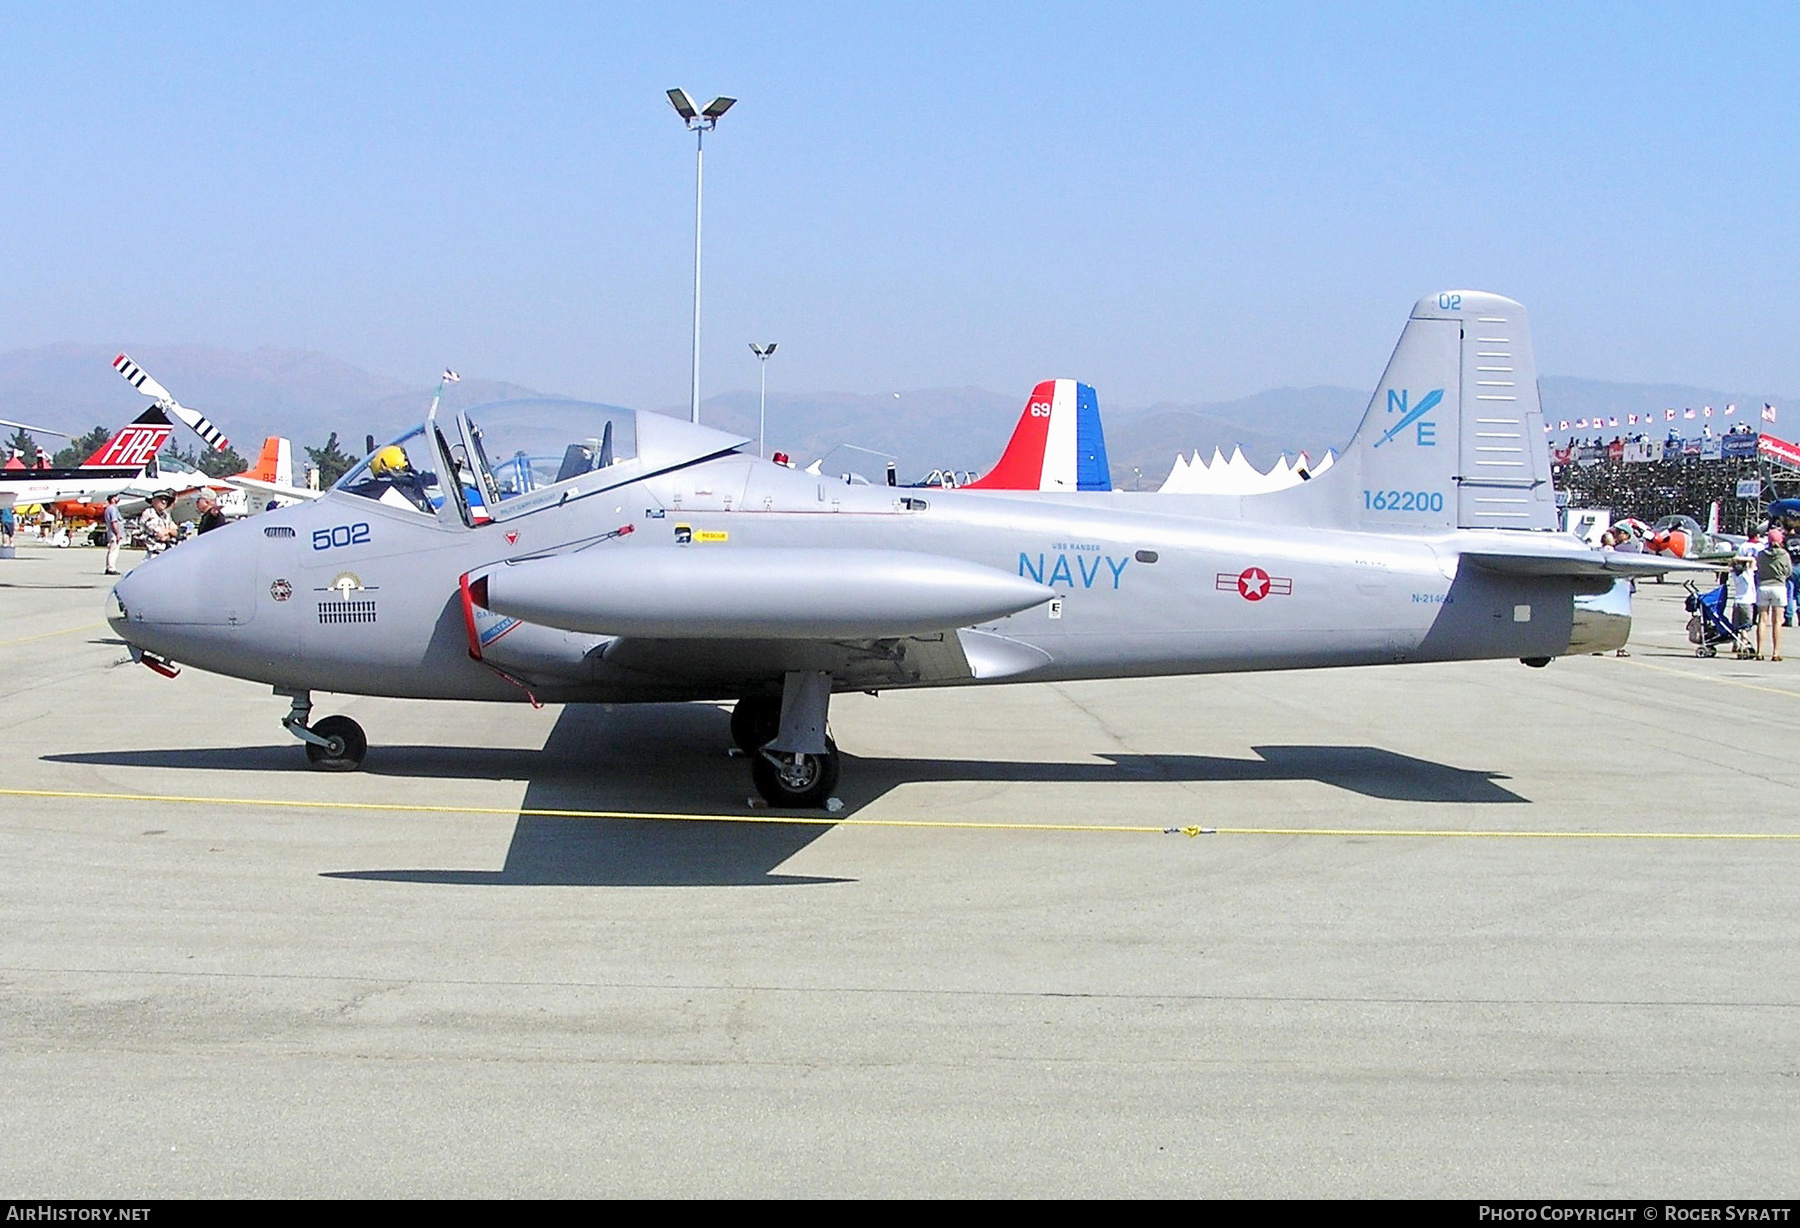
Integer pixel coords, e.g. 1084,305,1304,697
110,451,1599,704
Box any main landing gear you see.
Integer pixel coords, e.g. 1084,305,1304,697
736,671,841,810
277,688,367,771
730,695,781,754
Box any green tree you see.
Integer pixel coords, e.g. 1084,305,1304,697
158,439,202,473
306,433,355,487
196,444,247,478
52,426,113,468
154,438,247,478
6,426,37,464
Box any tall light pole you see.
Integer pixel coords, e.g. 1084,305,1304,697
667,88,736,425
750,343,778,456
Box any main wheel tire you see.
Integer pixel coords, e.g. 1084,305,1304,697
751,742,841,809
730,696,782,752
304,714,368,771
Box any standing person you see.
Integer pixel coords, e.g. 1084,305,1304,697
138,491,178,557
1728,551,1759,657
1755,527,1792,661
1783,510,1800,627
102,493,125,574
0,502,15,551
194,491,227,534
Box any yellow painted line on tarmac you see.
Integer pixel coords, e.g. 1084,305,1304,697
0,621,106,649
1617,654,1800,701
1203,827,1800,841
3,786,1797,842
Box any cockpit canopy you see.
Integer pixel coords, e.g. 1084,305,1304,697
335,398,746,523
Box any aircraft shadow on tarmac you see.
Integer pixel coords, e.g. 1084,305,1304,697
49,702,1524,887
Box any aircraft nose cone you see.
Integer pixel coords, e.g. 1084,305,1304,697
107,571,138,637
110,526,260,634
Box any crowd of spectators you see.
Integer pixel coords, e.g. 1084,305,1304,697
1553,425,1791,533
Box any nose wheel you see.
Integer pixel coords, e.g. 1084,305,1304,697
304,715,368,771
277,688,368,771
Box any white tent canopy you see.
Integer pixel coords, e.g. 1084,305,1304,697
1157,446,1335,494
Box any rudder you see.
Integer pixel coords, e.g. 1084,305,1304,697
1342,291,1554,531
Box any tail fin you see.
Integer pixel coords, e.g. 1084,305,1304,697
82,407,175,469
238,436,293,486
1343,291,1555,530
967,378,1111,491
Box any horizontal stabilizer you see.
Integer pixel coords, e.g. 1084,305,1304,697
1460,546,1717,579
473,548,1054,639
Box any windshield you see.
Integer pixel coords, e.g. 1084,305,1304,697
336,399,639,510
331,425,447,514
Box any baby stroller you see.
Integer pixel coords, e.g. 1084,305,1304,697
1684,580,1755,658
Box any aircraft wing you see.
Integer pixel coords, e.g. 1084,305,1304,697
595,626,1054,693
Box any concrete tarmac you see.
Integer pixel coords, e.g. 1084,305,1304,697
2,541,1797,1197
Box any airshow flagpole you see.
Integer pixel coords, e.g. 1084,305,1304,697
667,90,736,426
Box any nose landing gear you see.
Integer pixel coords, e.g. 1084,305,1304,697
277,688,368,771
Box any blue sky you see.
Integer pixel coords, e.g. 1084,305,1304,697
2,3,1796,408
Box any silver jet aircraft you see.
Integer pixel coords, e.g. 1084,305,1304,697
109,291,1691,807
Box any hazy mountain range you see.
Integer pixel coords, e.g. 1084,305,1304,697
1,343,1790,489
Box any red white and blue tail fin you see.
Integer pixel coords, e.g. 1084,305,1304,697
968,379,1111,491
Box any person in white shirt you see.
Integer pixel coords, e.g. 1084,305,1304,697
1728,553,1758,652
103,494,125,574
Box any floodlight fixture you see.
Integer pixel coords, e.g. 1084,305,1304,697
666,88,699,121
701,96,736,120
